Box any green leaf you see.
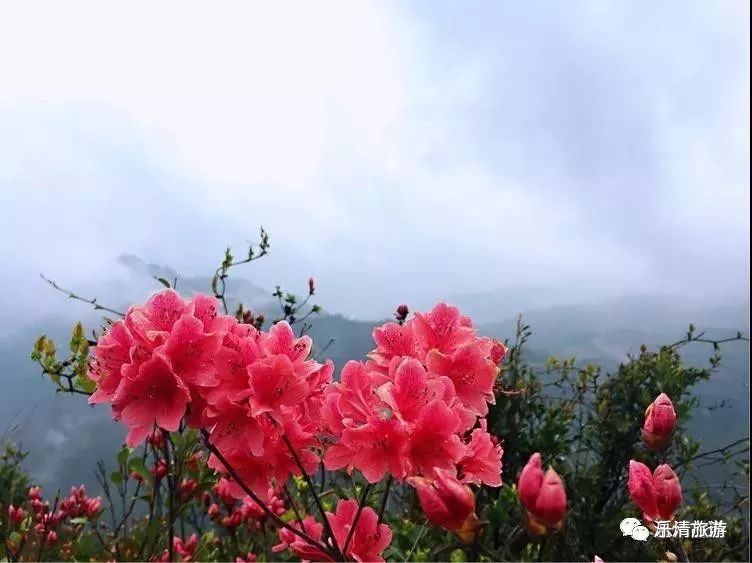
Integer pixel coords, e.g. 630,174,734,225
154,276,172,288
110,471,124,485
70,516,89,525
117,446,131,467
128,456,153,485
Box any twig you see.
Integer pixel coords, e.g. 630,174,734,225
200,430,335,559
278,431,343,560
343,483,373,555
40,274,125,317
377,475,393,525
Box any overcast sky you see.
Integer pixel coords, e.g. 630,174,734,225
0,1,749,321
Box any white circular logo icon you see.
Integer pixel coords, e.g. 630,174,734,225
620,518,650,541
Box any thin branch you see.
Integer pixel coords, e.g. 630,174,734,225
278,432,343,560
40,274,125,317
377,475,393,525
200,430,335,559
343,483,373,555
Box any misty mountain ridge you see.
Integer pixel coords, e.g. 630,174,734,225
1,255,747,493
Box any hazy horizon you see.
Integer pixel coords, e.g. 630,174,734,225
1,1,749,322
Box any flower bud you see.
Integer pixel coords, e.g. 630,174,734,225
395,304,409,322
47,530,58,544
628,460,682,522
653,464,682,520
409,469,479,542
8,505,25,527
308,277,316,295
517,453,567,534
28,486,42,501
642,393,676,450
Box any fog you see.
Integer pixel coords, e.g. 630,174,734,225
1,0,749,322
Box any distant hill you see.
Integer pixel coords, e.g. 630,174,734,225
2,263,747,492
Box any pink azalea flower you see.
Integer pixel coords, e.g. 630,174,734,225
113,355,191,446
204,398,265,456
458,419,503,487
406,400,464,477
324,417,409,483
376,358,446,423
426,342,498,415
273,515,330,562
367,321,418,371
324,361,383,429
261,321,312,365
207,325,263,405
160,314,223,388
125,289,193,349
190,294,235,334
412,303,475,356
88,320,133,404
247,354,310,419
328,499,393,562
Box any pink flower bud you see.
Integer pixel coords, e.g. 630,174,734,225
148,429,165,449
152,460,168,480
47,530,58,544
207,503,220,519
628,460,682,522
180,478,197,502
642,393,676,450
8,505,25,527
489,340,507,365
86,498,102,517
28,486,42,501
517,453,567,533
653,464,683,520
308,277,316,295
409,469,479,541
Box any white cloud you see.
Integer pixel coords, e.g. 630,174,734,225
0,0,748,319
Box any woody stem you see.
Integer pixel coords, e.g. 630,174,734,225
343,483,373,554
200,430,336,559
278,431,344,561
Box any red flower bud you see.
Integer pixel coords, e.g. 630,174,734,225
8,505,25,527
642,393,676,450
308,277,316,295
148,429,165,449
207,503,220,519
86,498,102,517
28,486,42,501
152,460,168,480
628,460,682,522
47,530,58,544
517,453,567,534
409,469,479,542
489,340,507,365
180,478,197,502
395,304,409,322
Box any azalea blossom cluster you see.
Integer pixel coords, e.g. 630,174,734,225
88,291,509,560
628,393,683,523
89,289,334,500
5,485,102,558
322,303,506,534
